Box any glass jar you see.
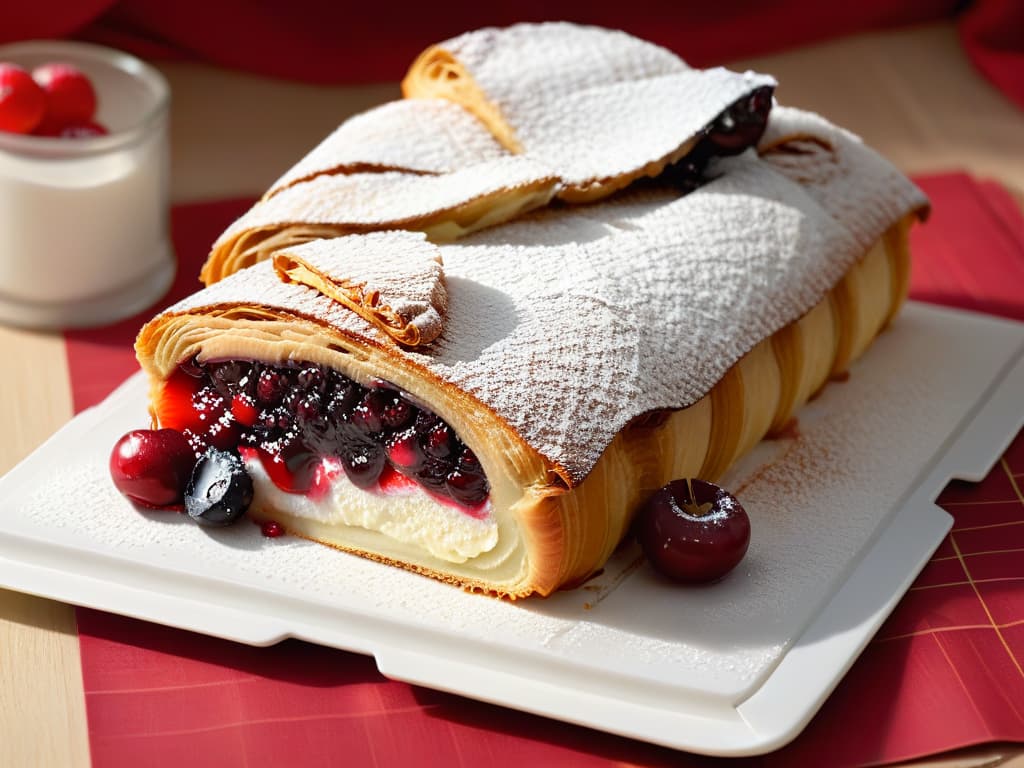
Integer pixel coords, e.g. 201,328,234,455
0,40,173,329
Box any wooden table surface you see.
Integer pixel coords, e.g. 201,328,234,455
1,21,1023,768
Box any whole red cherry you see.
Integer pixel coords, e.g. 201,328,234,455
110,428,196,509
0,63,46,134
32,62,97,131
635,479,751,583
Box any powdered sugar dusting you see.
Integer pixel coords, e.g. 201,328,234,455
504,67,776,190
273,231,448,345
162,138,925,485
213,156,558,249
411,22,775,195
436,22,687,111
266,99,508,197
760,106,928,249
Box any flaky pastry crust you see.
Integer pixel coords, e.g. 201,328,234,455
138,24,928,597
138,214,913,597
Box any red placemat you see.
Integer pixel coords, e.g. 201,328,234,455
64,173,1024,767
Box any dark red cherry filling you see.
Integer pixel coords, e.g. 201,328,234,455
705,85,774,155
657,85,775,191
157,357,490,513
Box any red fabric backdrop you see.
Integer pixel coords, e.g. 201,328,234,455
959,0,1024,109
5,2,1022,110
0,1,970,81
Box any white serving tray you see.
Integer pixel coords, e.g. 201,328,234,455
0,301,1021,756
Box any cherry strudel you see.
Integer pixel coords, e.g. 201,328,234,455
129,23,927,597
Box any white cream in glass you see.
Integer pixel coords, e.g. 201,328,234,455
0,40,172,329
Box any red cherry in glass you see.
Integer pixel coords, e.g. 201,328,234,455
0,64,46,134
110,429,196,509
32,62,97,129
635,479,750,583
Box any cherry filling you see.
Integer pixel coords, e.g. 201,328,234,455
706,85,774,155
659,85,775,190
157,357,490,512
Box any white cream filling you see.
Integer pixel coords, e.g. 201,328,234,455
244,455,498,563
